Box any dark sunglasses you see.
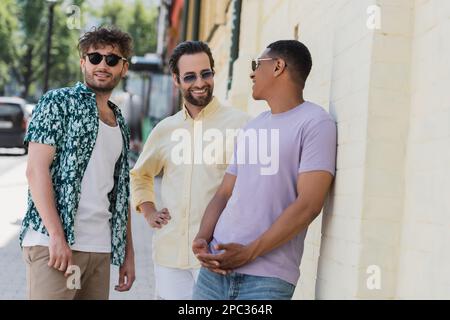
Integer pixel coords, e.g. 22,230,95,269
85,52,127,67
251,57,282,71
180,70,214,84
252,58,287,72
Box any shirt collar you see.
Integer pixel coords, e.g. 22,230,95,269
74,81,120,114
182,97,220,120
74,81,95,96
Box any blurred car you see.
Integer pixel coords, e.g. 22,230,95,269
0,97,28,154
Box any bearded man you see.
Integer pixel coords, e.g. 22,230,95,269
130,41,249,300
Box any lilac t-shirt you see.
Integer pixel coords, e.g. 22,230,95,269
211,101,337,285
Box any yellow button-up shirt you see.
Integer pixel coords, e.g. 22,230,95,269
130,97,250,269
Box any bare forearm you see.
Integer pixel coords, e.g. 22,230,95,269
125,208,134,256
195,193,229,243
249,201,319,260
201,173,333,271
27,167,64,237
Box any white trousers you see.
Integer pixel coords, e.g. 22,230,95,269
153,263,200,300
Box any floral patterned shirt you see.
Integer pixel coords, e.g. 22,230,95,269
19,82,130,266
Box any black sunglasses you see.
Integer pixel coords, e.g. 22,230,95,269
85,52,127,67
251,58,277,72
180,70,214,83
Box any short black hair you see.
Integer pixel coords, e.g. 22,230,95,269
267,40,312,88
168,41,215,77
78,26,133,59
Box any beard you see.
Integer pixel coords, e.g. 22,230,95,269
181,85,213,107
84,68,122,93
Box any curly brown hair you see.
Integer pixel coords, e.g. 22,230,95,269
77,26,133,59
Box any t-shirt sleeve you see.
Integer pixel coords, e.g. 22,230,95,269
24,93,64,147
298,118,337,176
226,139,238,176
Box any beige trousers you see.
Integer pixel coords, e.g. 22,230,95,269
22,245,110,300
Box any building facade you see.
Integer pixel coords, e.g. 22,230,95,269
164,0,450,299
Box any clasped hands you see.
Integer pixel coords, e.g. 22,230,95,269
192,238,255,275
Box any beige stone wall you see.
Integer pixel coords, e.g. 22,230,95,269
396,0,450,299
355,0,414,299
221,0,378,299
199,0,450,299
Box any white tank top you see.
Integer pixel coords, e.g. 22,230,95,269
23,120,123,253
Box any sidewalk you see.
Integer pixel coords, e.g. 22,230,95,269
0,154,28,300
109,211,155,300
0,155,157,300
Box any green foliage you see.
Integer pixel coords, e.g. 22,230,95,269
46,1,85,93
97,0,158,56
127,0,158,55
98,0,128,29
8,0,85,100
0,0,19,94
0,0,158,100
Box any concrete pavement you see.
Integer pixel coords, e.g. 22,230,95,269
0,149,28,300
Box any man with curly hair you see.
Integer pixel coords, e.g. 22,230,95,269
20,26,135,299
